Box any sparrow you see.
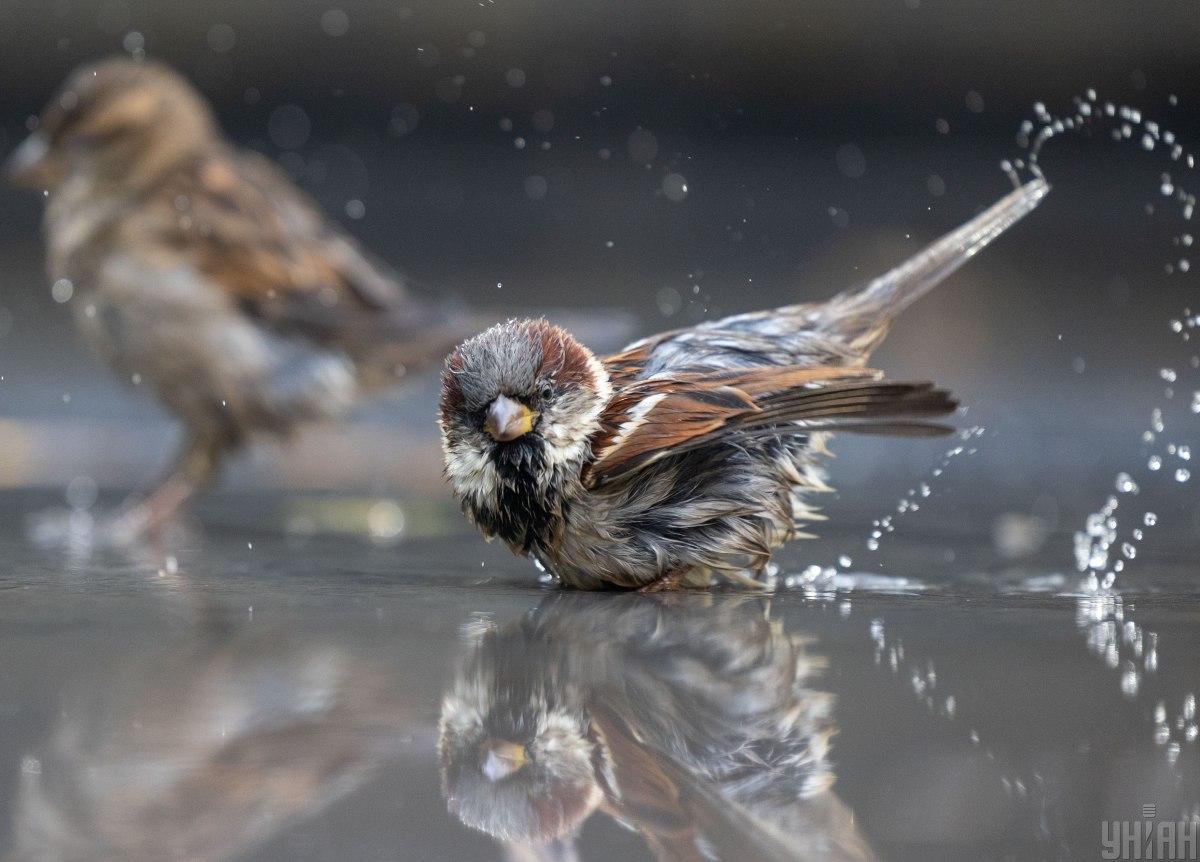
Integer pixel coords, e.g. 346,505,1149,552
440,179,1049,590
5,57,473,541
439,593,877,860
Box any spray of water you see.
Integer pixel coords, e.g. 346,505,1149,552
1011,91,1200,753
1009,91,1198,595
822,94,1200,809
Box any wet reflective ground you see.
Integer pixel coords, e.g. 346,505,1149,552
1,490,1197,862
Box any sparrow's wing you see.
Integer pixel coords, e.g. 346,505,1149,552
604,324,857,385
583,365,955,487
128,149,465,371
608,179,1048,378
592,706,850,862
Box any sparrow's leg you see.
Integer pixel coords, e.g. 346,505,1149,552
637,567,691,593
106,431,230,543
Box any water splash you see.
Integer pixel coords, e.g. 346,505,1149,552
1014,92,1199,597
859,426,984,557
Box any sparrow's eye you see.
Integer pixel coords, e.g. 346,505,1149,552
538,381,554,401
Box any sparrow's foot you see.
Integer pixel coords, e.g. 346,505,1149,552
637,567,691,593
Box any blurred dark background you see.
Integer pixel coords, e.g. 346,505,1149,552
1,7,1200,861
1,0,1199,550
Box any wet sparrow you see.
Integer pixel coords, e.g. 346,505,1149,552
439,179,1048,589
5,57,473,541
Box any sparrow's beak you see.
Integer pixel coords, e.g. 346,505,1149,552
480,739,528,782
4,133,53,188
485,394,537,442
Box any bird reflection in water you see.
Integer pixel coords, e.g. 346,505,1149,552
4,623,415,862
439,594,875,861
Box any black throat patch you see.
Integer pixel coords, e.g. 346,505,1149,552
468,437,560,555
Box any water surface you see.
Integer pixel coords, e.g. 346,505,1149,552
1,490,1197,861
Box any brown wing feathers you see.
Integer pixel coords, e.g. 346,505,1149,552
585,365,956,486
750,379,955,424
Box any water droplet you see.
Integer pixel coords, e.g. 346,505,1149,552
1115,472,1139,494
661,173,688,202
268,104,312,150
122,30,145,55
320,8,350,37
654,286,681,316
50,278,73,304
65,475,97,511
1144,512,1158,527
835,143,867,179
627,127,659,164
1175,468,1191,482
206,23,236,53
524,175,548,201
1121,664,1140,698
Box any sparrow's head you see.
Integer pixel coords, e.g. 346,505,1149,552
5,57,218,191
438,622,606,843
438,319,612,547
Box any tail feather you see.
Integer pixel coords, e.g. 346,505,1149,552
823,178,1049,353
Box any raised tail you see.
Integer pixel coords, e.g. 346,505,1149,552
823,178,1049,354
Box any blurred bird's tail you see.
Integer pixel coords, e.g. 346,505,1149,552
822,178,1049,356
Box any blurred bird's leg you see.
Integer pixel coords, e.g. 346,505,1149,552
105,431,229,543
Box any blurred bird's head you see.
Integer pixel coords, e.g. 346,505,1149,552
438,319,612,550
5,57,218,192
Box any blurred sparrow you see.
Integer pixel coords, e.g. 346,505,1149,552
7,624,414,862
440,594,876,860
5,57,473,540
440,179,1048,589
